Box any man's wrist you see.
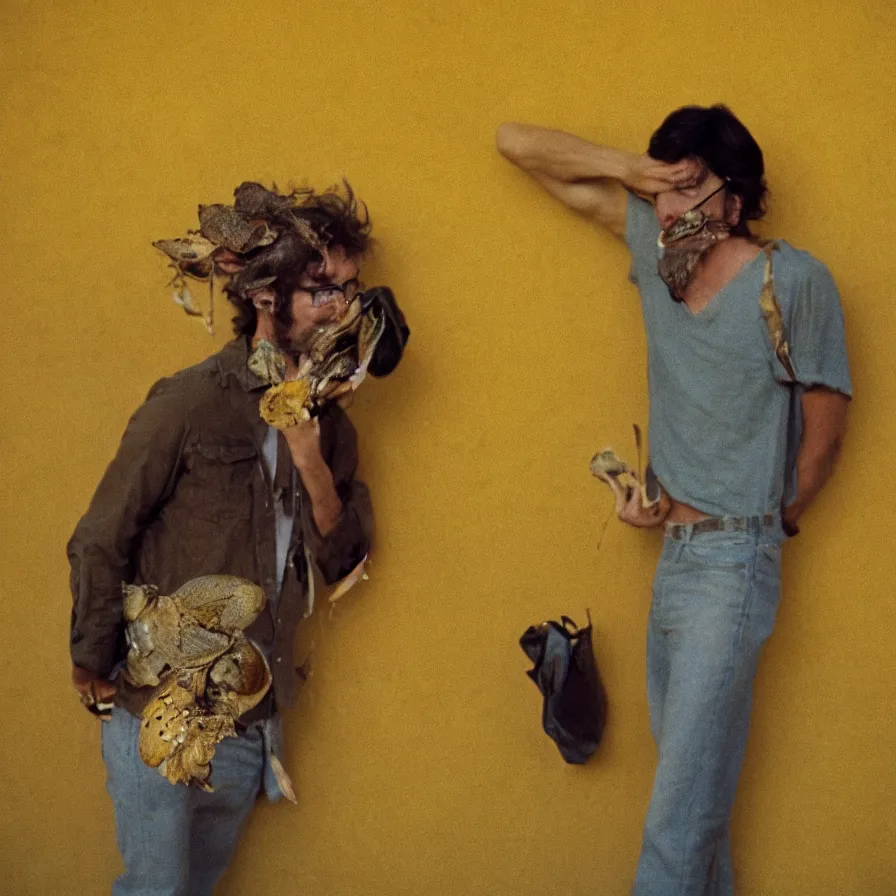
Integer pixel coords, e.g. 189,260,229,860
617,151,642,189
782,505,801,537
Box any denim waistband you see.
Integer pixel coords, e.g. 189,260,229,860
664,512,779,541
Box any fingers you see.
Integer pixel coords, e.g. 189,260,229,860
79,685,115,720
618,482,667,528
73,667,117,719
606,476,628,515
644,155,705,189
619,484,642,523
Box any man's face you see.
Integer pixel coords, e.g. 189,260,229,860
282,246,362,355
654,161,740,232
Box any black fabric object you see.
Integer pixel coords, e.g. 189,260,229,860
519,614,607,764
361,286,410,377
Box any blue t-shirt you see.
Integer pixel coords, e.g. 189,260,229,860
625,194,852,517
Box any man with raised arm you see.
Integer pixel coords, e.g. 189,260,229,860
497,106,851,894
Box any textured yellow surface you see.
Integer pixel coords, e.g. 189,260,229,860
1,1,894,893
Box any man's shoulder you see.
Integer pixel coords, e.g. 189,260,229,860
146,340,245,403
772,240,834,284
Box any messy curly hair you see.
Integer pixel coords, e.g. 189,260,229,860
224,181,372,336
648,104,768,236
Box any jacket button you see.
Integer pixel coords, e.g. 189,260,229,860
265,577,273,585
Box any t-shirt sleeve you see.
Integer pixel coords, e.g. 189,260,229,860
783,259,853,396
624,192,661,285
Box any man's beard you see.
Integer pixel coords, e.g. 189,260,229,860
271,312,310,360
657,210,731,302
274,300,363,363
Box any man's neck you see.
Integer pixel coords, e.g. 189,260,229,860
681,237,762,313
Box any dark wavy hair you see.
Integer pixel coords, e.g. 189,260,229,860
648,105,768,235
224,181,372,336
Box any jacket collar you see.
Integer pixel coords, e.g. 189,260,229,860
215,337,269,393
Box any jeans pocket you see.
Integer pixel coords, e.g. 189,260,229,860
683,537,756,571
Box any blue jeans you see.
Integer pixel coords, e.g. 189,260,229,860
102,708,271,896
633,520,783,896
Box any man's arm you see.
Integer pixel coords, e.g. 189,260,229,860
68,378,187,709
284,419,343,537
284,408,373,584
783,387,849,532
495,123,701,238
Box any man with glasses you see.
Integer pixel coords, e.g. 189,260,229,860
497,106,851,893
68,182,402,895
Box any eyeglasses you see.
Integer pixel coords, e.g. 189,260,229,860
301,277,363,307
687,179,729,213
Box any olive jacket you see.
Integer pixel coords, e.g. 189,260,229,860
68,337,372,716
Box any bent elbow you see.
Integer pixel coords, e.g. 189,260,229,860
496,122,528,163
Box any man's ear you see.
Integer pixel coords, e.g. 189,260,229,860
724,192,744,228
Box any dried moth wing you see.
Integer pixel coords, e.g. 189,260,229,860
207,637,272,718
292,216,324,250
153,235,218,266
138,678,194,768
176,624,233,668
198,204,277,253
172,574,266,630
589,448,630,482
759,246,797,382
352,310,386,389
247,338,288,386
259,379,313,429
173,284,204,316
328,554,369,604
163,715,235,790
270,753,298,804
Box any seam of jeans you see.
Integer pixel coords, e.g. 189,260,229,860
675,539,758,894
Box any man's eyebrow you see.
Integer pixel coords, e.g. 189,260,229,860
301,275,360,291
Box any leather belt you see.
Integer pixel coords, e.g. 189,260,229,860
665,513,777,540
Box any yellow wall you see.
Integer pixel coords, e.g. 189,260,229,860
1,1,893,893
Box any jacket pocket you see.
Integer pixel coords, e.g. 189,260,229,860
181,439,259,521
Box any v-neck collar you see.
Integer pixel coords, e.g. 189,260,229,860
679,247,765,321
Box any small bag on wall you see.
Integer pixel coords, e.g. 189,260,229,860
519,613,607,764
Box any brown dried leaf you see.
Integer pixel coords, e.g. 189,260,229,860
207,637,272,718
270,753,298,804
153,235,218,265
163,715,235,790
173,285,203,316
328,554,369,604
259,379,313,429
138,677,195,768
758,246,797,382
248,339,287,385
292,216,324,250
233,181,295,219
172,574,266,629
198,204,277,253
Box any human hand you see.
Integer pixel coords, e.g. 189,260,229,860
625,154,704,196
616,482,671,529
282,416,325,470
781,504,801,537
72,665,116,720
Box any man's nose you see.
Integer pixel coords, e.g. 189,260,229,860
655,198,678,231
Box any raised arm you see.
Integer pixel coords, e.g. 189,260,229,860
496,123,700,238
292,405,373,584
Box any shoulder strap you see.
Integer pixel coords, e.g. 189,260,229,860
757,241,797,382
